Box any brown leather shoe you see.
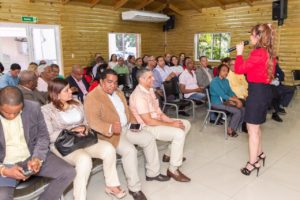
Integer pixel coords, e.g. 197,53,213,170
167,169,191,182
129,190,147,200
162,154,186,163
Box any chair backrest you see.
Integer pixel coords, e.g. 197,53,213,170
205,88,212,110
162,77,180,101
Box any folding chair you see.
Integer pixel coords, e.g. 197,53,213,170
200,88,228,139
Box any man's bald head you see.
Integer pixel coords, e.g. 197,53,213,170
0,86,24,106
71,64,83,81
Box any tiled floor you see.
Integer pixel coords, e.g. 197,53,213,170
65,95,300,200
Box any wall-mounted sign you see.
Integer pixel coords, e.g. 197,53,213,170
21,16,38,23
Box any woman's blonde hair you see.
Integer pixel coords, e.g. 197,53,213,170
251,23,276,82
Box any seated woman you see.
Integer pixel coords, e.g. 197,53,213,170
41,78,126,200
209,64,245,137
170,56,184,76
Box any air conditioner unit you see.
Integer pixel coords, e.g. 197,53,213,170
122,11,170,22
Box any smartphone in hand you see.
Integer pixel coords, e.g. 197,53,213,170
128,123,142,132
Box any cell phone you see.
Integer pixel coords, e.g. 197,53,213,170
22,164,34,177
128,123,142,131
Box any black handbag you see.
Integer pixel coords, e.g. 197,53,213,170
54,125,98,156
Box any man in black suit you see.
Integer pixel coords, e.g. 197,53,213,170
0,86,75,200
66,64,90,102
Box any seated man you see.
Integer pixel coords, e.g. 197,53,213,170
210,64,245,137
66,64,90,102
113,57,130,87
0,63,21,89
130,68,191,182
270,57,296,122
179,57,206,102
17,70,48,106
223,57,248,101
0,86,75,200
195,56,214,88
84,69,169,200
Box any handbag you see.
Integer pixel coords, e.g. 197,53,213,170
55,125,98,156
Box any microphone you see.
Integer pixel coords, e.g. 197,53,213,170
227,40,249,53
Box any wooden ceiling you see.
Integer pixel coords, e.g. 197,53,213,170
39,0,262,14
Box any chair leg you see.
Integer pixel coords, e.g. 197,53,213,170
175,105,179,118
201,111,210,131
224,115,228,140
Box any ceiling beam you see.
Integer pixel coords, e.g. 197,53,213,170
90,0,101,8
61,0,71,5
244,0,254,6
135,0,155,9
168,3,184,16
211,0,226,10
152,3,167,12
114,0,128,10
186,0,202,13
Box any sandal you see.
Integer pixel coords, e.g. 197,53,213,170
241,161,260,177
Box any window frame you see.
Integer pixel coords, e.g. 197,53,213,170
108,32,141,60
194,32,231,62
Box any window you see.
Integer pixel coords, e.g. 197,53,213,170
0,23,62,73
108,33,140,60
194,33,230,61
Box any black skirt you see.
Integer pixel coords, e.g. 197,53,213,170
245,83,272,124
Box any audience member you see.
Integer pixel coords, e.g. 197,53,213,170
178,53,185,66
142,55,149,67
51,64,64,79
42,78,126,200
130,68,191,182
0,63,21,89
132,57,144,89
92,56,105,78
88,63,108,92
153,56,176,89
37,64,55,92
126,55,136,74
270,56,296,122
195,56,214,88
17,70,48,105
109,54,118,69
164,53,172,66
84,69,169,200
170,56,184,76
210,64,245,137
113,57,129,75
27,62,38,75
179,57,206,101
0,86,75,200
39,60,47,65
224,58,248,100
66,64,90,102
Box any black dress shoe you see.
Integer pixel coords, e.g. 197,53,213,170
162,154,186,163
179,111,190,117
272,113,283,122
146,174,170,181
129,190,147,200
278,107,286,115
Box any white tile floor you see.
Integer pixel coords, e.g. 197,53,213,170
65,95,300,200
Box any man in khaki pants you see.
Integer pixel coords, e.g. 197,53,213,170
130,68,191,182
84,69,170,200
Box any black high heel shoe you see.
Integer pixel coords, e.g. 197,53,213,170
241,161,260,177
258,152,266,167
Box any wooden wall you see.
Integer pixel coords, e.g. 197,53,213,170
0,0,165,75
166,0,300,85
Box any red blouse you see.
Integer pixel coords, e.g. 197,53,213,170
235,48,276,84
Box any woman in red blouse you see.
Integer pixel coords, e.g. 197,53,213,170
235,24,276,176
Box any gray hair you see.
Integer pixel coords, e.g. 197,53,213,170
136,68,151,82
19,70,37,85
37,64,49,76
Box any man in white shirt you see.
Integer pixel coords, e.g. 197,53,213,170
179,57,206,101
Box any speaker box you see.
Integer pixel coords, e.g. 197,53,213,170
163,15,175,32
272,0,288,20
